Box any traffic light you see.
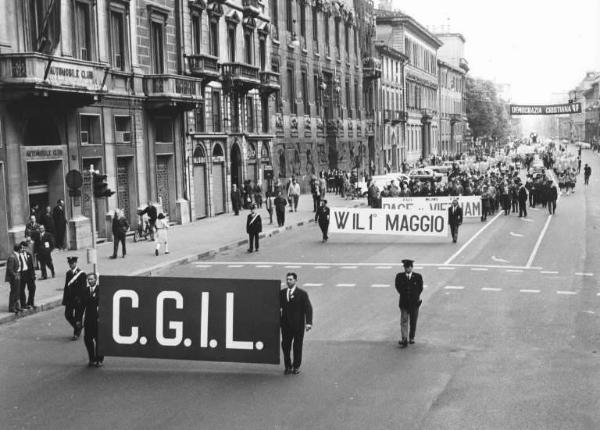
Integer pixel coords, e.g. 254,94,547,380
92,173,115,198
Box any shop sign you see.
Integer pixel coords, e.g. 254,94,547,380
46,61,100,89
23,146,65,160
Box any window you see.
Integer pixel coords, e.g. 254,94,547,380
75,1,93,60
155,118,173,143
286,0,293,32
246,96,255,133
191,13,202,55
270,0,278,38
312,7,318,50
314,74,320,115
344,23,349,55
334,19,340,52
109,8,127,70
244,31,253,64
114,116,132,144
80,115,101,145
211,91,221,132
287,67,296,114
354,27,358,59
345,81,351,117
324,14,330,56
259,38,266,70
151,20,165,73
209,18,219,56
230,95,240,132
227,24,236,62
195,103,206,132
299,1,306,39
354,82,360,113
301,70,309,114
261,96,270,132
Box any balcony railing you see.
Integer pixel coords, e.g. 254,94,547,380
259,70,280,93
392,110,406,124
142,74,202,109
242,0,261,16
187,54,220,79
222,62,260,90
363,56,382,80
383,109,392,122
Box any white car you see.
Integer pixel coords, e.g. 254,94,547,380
408,168,444,182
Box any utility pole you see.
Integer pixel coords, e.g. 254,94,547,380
88,164,98,275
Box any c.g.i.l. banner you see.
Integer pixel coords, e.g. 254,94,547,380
98,276,281,364
329,207,448,237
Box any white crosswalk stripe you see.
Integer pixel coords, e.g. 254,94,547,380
556,291,577,295
371,284,390,288
227,264,244,268
315,266,330,269
520,289,540,293
303,283,323,287
481,287,502,292
336,283,356,287
444,286,465,290
256,265,272,268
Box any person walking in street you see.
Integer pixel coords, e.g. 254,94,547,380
5,245,22,314
83,272,103,368
280,272,313,375
480,187,490,222
53,199,68,249
36,225,55,279
447,199,463,244
315,199,330,242
310,176,321,212
584,164,591,185
246,204,262,253
548,181,558,215
231,184,242,215
18,241,36,309
110,209,129,259
288,178,301,212
274,191,287,227
62,256,87,340
395,259,423,347
154,213,169,255
253,182,263,209
518,183,528,218
265,189,274,225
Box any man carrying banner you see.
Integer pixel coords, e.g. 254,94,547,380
62,256,87,340
315,200,330,242
83,272,103,367
246,204,262,253
395,259,423,348
280,273,313,374
447,199,463,243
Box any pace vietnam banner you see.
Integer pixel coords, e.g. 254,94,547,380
382,196,481,218
330,207,449,237
98,276,281,364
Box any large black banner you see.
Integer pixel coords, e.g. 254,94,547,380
98,276,281,364
510,103,582,116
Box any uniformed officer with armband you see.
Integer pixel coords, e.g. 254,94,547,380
395,259,424,348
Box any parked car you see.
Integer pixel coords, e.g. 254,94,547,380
408,168,444,182
426,164,452,175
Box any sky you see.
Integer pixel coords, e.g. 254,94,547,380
392,0,600,104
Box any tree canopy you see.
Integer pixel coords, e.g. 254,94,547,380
465,77,511,142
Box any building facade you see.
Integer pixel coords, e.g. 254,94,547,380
568,72,599,142
583,76,599,143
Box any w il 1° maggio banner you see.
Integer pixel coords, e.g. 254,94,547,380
382,196,482,218
330,207,449,237
510,103,582,116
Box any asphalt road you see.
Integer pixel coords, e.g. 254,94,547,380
2,147,600,430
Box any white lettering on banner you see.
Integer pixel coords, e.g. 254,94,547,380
225,293,254,350
112,290,139,344
156,291,184,346
200,292,209,348
382,196,482,218
330,208,449,237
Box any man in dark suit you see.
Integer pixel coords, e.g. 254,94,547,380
5,245,22,314
19,241,37,309
315,199,330,242
548,182,558,215
395,259,424,347
231,184,242,216
62,256,87,340
274,191,287,227
246,204,262,253
518,183,528,218
83,272,103,367
280,272,313,375
447,199,463,243
52,199,67,249
36,225,55,279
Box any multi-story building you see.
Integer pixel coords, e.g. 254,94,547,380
435,33,468,155
269,0,375,190
569,72,599,142
375,9,441,163
583,76,600,143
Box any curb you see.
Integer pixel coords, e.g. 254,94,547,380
0,201,365,325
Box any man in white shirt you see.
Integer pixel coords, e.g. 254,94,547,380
287,178,301,212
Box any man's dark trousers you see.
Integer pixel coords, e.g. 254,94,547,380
548,200,556,215
20,272,36,307
248,233,259,251
113,233,126,257
276,209,285,227
519,201,527,217
450,224,459,242
281,328,304,369
319,221,329,240
65,305,84,336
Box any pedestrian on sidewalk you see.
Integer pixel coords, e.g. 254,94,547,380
584,164,591,185
288,178,300,212
253,181,263,208
83,272,103,368
18,241,36,309
395,259,423,348
62,256,87,340
36,225,55,279
139,202,158,240
110,209,129,259
447,199,463,243
246,204,262,253
280,272,313,375
315,199,330,242
231,184,242,215
5,245,22,314
53,199,67,250
24,215,41,269
274,191,287,227
154,213,170,255
265,189,274,224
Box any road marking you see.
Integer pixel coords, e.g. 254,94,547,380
541,271,559,274
423,284,429,289
506,269,523,273
194,264,211,268
520,289,540,293
492,256,510,263
557,291,577,295
341,266,358,269
438,267,455,270
315,266,330,269
256,265,272,268
336,283,356,287
444,211,503,265
526,213,553,268
471,268,488,271
482,287,502,292
444,286,465,290
371,284,390,288
227,264,244,268
520,218,534,223
510,232,524,237
303,283,323,287
375,266,392,270
575,272,594,277
284,265,301,269
415,266,424,270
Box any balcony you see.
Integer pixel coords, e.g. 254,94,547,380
259,70,280,94
242,0,261,17
221,62,260,92
392,110,407,124
363,57,382,80
142,74,203,110
0,52,107,105
186,54,220,82
383,109,392,123
459,58,470,73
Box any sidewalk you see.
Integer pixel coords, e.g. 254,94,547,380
0,194,365,324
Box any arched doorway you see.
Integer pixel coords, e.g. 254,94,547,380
192,144,208,219
230,142,242,188
212,143,226,214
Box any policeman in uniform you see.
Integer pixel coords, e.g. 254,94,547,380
394,259,424,347
62,256,87,340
